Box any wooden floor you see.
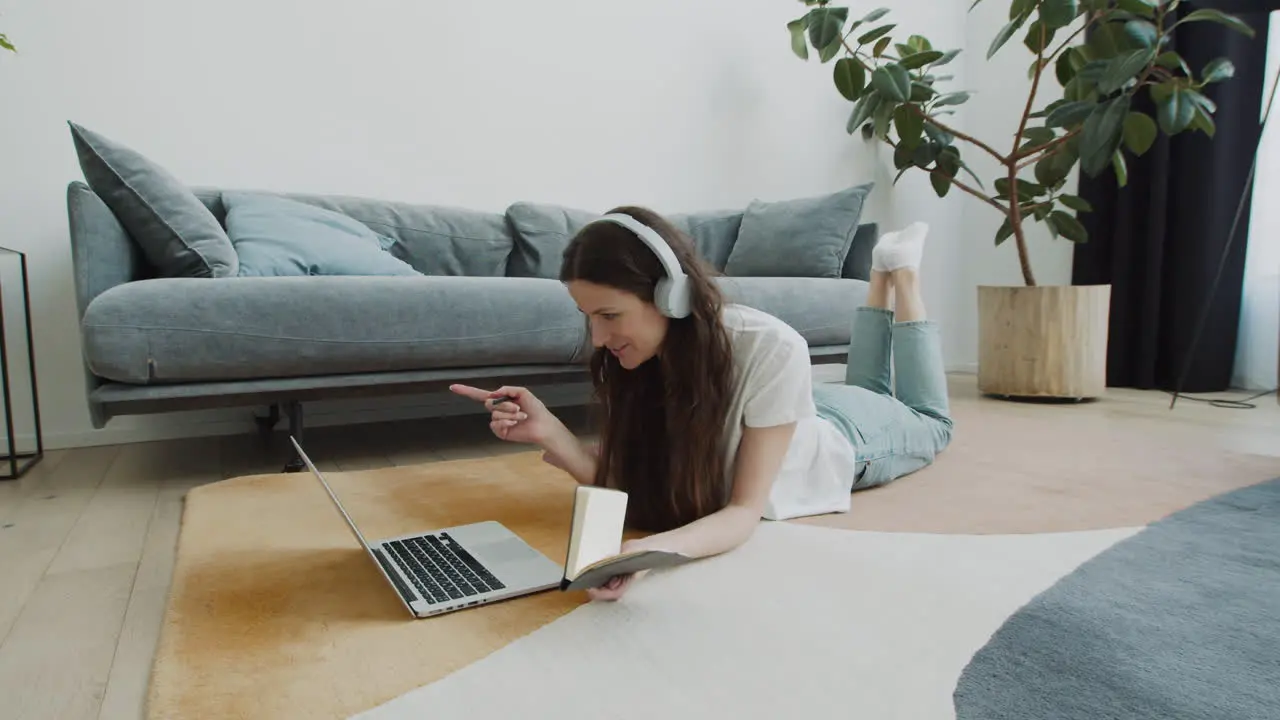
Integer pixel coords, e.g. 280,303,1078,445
0,372,1276,720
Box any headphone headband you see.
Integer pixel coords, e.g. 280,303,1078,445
587,212,692,319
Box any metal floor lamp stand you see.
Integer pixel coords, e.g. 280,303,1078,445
0,245,43,479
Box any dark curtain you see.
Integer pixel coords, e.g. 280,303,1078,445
1071,3,1272,392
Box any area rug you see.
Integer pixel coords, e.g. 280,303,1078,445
954,477,1280,719
148,395,1280,720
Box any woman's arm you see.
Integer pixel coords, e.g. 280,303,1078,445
540,424,599,486
636,421,795,559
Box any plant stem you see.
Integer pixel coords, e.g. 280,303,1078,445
885,139,1009,213
1015,128,1081,169
907,106,1008,164
1008,19,1048,287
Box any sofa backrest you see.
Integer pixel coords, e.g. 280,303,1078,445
66,182,877,318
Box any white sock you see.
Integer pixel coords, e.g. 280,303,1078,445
871,222,929,272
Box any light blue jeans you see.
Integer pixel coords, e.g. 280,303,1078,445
813,306,953,491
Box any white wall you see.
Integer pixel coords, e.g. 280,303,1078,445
0,0,1067,449
1233,12,1280,392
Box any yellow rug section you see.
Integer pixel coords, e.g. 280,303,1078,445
148,453,591,720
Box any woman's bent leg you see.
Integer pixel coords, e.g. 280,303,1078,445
844,269,895,395
887,269,951,428
814,383,949,491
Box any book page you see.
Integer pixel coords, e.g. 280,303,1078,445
565,486,628,580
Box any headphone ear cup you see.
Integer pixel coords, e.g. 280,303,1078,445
658,276,691,319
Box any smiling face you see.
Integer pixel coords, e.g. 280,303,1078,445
567,280,670,369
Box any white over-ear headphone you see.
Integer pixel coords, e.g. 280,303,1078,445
588,212,692,319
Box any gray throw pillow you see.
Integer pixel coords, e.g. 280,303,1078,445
222,192,421,277
67,122,238,278
724,182,874,278
505,202,598,279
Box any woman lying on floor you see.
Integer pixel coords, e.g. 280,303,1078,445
451,210,954,601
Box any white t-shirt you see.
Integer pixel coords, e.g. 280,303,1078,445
718,304,859,521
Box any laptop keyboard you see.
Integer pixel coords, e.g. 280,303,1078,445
384,533,506,605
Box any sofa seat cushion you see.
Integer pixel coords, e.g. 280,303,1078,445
715,276,868,349
82,277,587,384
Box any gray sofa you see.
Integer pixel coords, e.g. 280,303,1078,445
64,122,875,470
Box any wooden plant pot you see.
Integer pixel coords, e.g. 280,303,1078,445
977,284,1111,400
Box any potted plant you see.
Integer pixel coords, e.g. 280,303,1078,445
786,0,1254,399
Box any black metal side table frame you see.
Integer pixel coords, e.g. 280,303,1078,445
0,245,43,479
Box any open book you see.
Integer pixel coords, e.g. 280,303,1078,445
560,485,693,591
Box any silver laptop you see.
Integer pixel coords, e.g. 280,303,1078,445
290,436,563,618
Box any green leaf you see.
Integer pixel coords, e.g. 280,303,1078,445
1156,51,1191,76
1059,194,1094,213
995,217,1015,246
1023,20,1055,53
1040,0,1080,31
1112,148,1129,187
860,7,892,24
873,98,897,139
1010,0,1036,21
988,18,1026,59
1201,58,1235,84
1050,211,1089,242
1124,20,1158,48
1122,111,1157,156
907,34,932,52
787,18,810,60
1044,212,1063,238
1155,84,1196,134
931,171,953,197
995,177,1048,199
1116,0,1157,17
807,7,850,49
1187,89,1217,114
1046,100,1095,128
858,23,897,45
1035,151,1073,187
1056,47,1084,86
910,81,937,102
1022,127,1058,147
894,105,925,148
847,91,882,134
933,91,971,108
894,143,915,171
912,141,942,168
1189,103,1217,137
819,38,843,62
925,122,954,146
937,146,962,176
900,50,946,70
873,36,893,57
932,49,962,67
1178,9,1257,38
833,58,867,101
0,33,14,53
1099,49,1155,95
1080,95,1131,176
1088,22,1137,58
871,64,912,101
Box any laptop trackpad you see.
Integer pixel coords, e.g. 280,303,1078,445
479,537,543,566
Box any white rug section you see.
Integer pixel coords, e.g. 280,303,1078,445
351,522,1140,720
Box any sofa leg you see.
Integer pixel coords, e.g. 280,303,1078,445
254,403,280,441
283,400,305,473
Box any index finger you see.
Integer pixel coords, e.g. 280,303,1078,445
448,384,495,402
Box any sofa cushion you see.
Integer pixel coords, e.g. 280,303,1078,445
715,276,868,348
81,276,586,384
505,202,745,277
194,190,515,278
68,122,239,279
223,192,420,277
725,182,874,278
504,202,596,279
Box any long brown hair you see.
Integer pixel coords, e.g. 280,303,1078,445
560,206,736,532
